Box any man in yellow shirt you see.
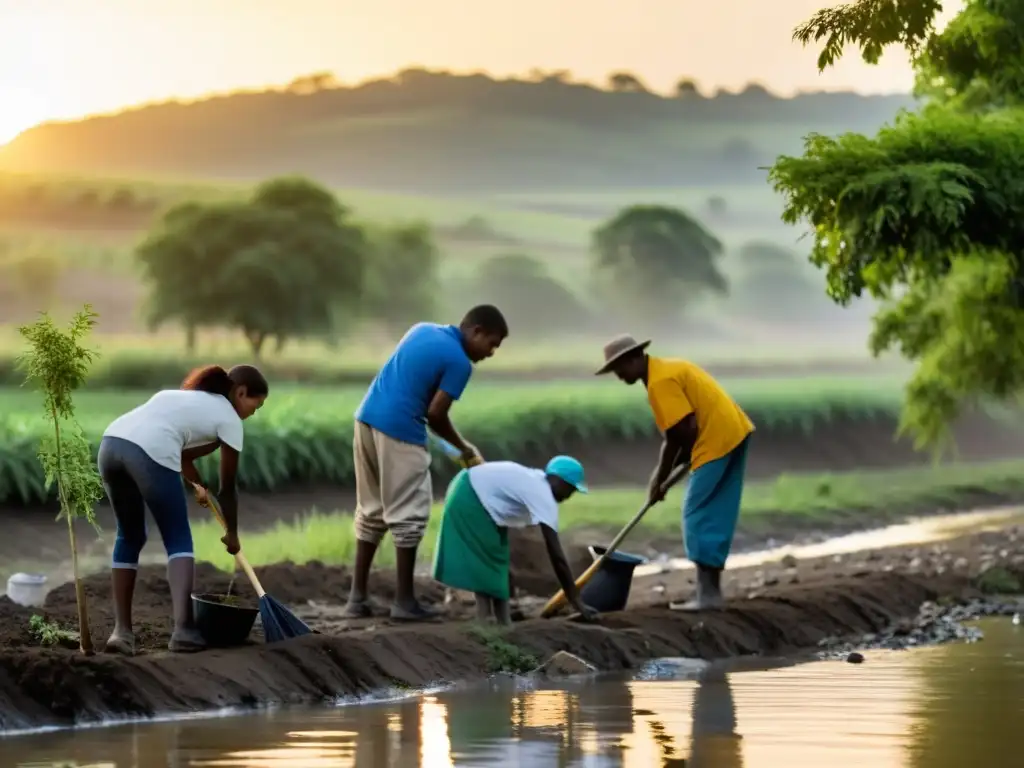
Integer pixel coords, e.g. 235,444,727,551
596,334,754,610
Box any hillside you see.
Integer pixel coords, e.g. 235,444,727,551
0,69,918,193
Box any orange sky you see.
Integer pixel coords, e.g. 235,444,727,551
0,0,962,143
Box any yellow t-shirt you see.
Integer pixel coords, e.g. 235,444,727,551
646,357,754,471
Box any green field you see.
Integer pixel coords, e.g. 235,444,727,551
0,376,908,505
0,329,890,392
190,458,1024,570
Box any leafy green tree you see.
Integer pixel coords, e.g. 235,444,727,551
675,78,702,99
607,71,648,93
18,306,104,655
592,205,726,323
770,0,1024,450
136,177,368,357
361,221,440,333
470,253,590,337
792,0,943,71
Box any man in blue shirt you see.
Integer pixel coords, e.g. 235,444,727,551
344,304,509,621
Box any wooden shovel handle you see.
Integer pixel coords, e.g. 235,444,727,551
540,463,690,618
194,483,267,598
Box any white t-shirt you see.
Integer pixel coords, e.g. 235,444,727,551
103,390,244,472
467,461,559,531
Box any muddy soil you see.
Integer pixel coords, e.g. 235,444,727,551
0,561,453,652
1,522,1021,732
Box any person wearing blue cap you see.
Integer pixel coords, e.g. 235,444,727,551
432,455,598,626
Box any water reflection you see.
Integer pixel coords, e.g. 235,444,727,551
907,619,1024,767
6,618,1023,767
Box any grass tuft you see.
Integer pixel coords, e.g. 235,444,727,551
466,624,539,674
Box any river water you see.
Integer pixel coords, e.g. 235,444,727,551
5,617,1022,767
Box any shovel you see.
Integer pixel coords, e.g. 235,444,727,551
540,463,690,618
194,485,313,642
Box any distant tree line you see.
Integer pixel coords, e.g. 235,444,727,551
3,68,916,190
0,177,161,226
134,175,820,354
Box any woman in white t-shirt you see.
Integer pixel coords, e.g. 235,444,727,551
432,455,598,626
98,364,268,655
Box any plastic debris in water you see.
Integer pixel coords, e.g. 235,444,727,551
1013,613,1021,626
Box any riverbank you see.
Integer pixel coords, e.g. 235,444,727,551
1,522,1021,734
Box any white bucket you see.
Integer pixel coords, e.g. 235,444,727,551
6,573,48,607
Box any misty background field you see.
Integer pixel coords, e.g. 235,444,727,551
0,68,902,366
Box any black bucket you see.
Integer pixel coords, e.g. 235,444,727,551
192,592,259,647
579,545,648,614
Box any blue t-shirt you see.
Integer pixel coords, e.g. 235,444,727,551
355,323,473,446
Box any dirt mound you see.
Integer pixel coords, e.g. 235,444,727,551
0,597,40,649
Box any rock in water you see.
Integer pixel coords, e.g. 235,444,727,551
846,652,865,664
535,651,597,678
635,657,712,681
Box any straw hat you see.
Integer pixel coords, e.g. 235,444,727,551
595,334,651,375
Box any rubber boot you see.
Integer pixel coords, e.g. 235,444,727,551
167,557,206,653
671,564,725,611
104,567,137,656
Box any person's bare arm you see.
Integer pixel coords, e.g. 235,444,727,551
181,443,220,488
540,524,593,617
648,413,697,502
427,391,477,460
217,445,241,537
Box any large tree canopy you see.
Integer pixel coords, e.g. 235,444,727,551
470,253,590,337
136,176,367,356
591,205,726,325
360,221,440,333
770,0,1024,450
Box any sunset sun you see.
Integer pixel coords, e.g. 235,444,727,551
0,86,48,146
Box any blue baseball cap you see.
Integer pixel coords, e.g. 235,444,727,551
545,455,588,493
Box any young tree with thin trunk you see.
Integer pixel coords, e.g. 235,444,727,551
18,305,105,655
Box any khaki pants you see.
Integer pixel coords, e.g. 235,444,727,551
352,421,433,548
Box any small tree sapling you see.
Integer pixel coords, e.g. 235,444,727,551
17,305,105,655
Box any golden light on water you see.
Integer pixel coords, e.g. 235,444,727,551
516,689,573,729
731,658,920,767
619,680,696,767
189,728,357,767
14,629,1019,768
419,696,455,768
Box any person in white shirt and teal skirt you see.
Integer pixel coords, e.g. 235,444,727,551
432,455,598,625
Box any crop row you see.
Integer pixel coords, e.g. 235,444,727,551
0,377,907,506
0,341,896,390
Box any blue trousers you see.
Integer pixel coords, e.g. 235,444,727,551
682,435,750,569
97,436,193,568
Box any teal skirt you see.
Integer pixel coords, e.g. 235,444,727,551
432,469,510,601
